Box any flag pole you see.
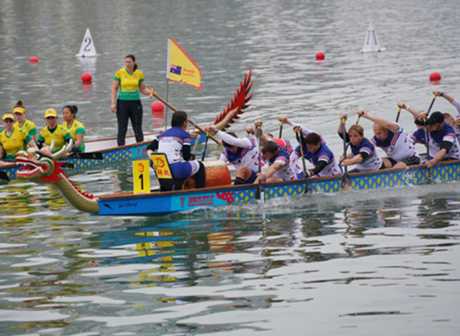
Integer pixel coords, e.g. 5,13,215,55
164,79,169,131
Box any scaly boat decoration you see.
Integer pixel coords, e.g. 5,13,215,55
15,152,460,217
0,71,253,181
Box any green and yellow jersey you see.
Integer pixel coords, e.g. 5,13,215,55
62,119,85,152
0,126,31,160
15,119,37,140
113,67,144,100
37,125,71,153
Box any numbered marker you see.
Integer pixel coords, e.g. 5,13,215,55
76,28,97,57
133,160,151,193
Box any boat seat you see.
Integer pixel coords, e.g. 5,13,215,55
149,152,185,191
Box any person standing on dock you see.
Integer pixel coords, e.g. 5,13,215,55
111,54,155,146
357,110,419,168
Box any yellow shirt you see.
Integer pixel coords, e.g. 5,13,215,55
113,67,144,100
15,119,37,140
37,125,71,153
62,119,86,152
0,126,30,160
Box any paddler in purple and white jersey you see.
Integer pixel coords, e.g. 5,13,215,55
357,110,420,168
433,91,460,142
338,115,383,172
278,116,339,178
256,141,294,183
410,111,460,168
147,111,205,188
206,126,259,185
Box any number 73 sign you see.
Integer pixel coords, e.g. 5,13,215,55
132,160,151,193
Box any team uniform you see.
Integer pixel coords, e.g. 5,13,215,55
412,123,460,160
156,127,201,180
0,126,31,160
217,131,260,183
448,99,460,142
291,142,340,178
37,125,72,153
15,120,37,141
62,119,86,152
372,127,420,165
113,67,145,145
264,148,293,181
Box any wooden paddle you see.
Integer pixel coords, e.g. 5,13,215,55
395,106,402,123
295,129,308,178
424,96,437,160
339,117,352,189
149,91,221,145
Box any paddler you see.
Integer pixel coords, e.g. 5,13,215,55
256,140,293,183
409,111,460,168
246,120,293,154
433,91,460,142
111,54,155,146
36,108,72,154
62,105,85,153
205,126,260,185
338,115,383,172
147,111,205,190
12,100,37,142
278,116,340,178
357,110,420,168
0,112,32,161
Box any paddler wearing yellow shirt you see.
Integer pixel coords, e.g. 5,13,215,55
62,105,85,153
12,100,37,142
0,112,33,161
36,108,72,154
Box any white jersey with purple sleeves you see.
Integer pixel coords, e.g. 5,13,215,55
217,131,259,173
412,124,460,160
372,127,417,161
350,138,382,171
264,149,293,181
158,127,200,178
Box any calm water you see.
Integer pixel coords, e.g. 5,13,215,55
1,0,460,335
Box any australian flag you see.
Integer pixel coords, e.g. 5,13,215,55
169,65,182,75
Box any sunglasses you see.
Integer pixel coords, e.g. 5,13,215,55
46,116,56,120
4,119,14,123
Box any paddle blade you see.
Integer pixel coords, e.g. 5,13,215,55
213,70,253,130
341,173,352,191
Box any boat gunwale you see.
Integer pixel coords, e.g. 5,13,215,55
99,159,460,201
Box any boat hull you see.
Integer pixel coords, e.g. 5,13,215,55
97,160,460,216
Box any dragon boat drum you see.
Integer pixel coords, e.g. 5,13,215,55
184,160,232,189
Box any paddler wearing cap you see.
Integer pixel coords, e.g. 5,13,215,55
12,100,37,142
410,111,460,168
0,112,33,161
36,108,72,153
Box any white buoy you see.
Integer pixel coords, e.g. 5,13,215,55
361,23,385,53
76,28,97,58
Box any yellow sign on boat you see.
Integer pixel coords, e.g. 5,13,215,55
132,160,151,193
150,153,173,179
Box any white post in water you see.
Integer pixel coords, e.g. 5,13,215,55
361,23,386,53
76,28,97,58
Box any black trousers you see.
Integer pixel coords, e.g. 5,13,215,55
116,100,144,146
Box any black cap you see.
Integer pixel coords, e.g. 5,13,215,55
425,111,444,125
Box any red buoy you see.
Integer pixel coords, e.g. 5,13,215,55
151,101,165,114
315,51,325,61
29,55,40,64
429,71,441,83
80,71,92,84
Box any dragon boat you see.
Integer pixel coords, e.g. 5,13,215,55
0,71,253,181
14,151,460,216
